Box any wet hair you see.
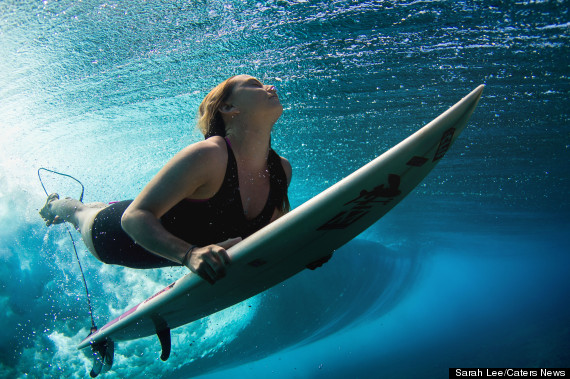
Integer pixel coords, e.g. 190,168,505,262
197,76,239,139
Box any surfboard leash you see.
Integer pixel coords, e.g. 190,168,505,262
37,168,97,332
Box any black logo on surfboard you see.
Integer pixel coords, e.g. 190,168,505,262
433,127,456,162
407,156,428,167
318,174,401,231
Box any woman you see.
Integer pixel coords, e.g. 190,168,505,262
39,75,292,284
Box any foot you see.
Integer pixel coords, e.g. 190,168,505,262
39,193,65,226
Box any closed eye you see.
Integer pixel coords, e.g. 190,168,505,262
246,78,264,88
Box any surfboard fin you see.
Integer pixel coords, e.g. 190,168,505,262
156,327,172,361
89,337,114,378
152,315,171,361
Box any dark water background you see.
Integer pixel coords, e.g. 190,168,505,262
1,1,568,378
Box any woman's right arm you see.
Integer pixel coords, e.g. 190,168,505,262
121,138,238,283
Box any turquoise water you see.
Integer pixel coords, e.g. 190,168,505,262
1,1,569,378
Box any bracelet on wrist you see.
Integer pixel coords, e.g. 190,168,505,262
182,245,196,265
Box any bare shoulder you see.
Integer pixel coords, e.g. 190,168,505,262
171,136,228,195
176,136,227,170
130,137,228,217
279,156,292,185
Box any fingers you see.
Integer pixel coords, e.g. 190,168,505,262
196,261,217,285
189,244,234,285
186,238,243,284
216,245,232,266
218,237,242,250
201,251,226,280
214,237,241,266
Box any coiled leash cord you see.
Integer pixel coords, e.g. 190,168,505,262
38,168,97,332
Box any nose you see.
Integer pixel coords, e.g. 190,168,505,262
267,85,277,93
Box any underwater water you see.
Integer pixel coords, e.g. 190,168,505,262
1,0,569,378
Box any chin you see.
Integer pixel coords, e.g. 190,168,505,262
275,102,284,115
272,107,284,123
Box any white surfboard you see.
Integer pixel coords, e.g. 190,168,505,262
78,85,484,376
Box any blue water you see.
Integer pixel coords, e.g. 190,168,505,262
1,1,569,378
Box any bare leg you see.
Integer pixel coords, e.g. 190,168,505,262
40,193,107,261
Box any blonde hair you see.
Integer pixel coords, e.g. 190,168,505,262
197,76,239,138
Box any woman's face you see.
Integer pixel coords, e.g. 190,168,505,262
226,75,283,122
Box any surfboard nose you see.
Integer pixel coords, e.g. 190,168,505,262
470,84,485,101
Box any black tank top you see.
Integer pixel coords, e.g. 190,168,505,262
91,138,288,268
161,138,288,246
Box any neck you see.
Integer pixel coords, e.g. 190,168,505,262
225,121,272,172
